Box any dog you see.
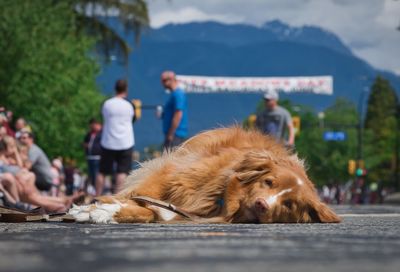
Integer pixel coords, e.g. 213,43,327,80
69,127,341,224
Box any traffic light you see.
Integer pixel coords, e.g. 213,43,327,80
131,99,142,120
292,116,301,135
356,168,367,177
348,160,356,175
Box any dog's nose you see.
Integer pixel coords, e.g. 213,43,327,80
255,198,269,213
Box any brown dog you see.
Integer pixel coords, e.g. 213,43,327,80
70,127,341,224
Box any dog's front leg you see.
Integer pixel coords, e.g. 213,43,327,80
69,198,157,224
113,203,157,223
218,176,243,223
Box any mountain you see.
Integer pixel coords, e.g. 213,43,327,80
145,20,352,56
97,20,400,151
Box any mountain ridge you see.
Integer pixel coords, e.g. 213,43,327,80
97,19,400,151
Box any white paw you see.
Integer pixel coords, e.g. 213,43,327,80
68,204,92,222
69,203,124,224
90,203,122,224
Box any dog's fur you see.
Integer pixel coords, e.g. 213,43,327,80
69,127,341,224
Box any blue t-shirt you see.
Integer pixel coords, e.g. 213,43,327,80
162,88,188,138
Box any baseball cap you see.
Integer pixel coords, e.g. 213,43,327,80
263,90,279,100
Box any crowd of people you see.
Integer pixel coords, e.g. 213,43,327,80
0,70,189,213
319,180,393,205
2,70,388,213
0,106,84,212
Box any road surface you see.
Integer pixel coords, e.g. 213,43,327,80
1,205,399,272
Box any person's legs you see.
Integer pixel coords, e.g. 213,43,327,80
0,173,20,202
87,159,100,195
171,136,186,147
163,136,186,151
97,148,114,196
95,173,106,196
15,172,66,212
114,148,133,193
115,173,127,194
0,180,18,204
87,159,100,186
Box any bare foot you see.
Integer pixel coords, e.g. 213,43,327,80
45,203,67,213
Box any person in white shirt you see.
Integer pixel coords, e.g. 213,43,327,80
96,79,135,195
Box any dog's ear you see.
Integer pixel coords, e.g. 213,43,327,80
307,199,341,223
234,152,273,184
220,177,243,222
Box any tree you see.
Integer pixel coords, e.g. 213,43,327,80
74,0,150,61
294,98,358,186
364,76,399,187
0,0,105,163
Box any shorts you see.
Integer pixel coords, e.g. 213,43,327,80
2,165,22,176
35,174,53,191
99,147,133,175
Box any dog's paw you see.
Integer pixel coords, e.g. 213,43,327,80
68,204,93,222
69,202,124,224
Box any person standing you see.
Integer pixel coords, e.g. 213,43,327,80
83,118,102,195
96,79,135,196
160,71,188,149
255,90,295,146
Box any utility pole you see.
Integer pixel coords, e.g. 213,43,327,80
354,87,369,204
357,88,369,167
396,105,400,190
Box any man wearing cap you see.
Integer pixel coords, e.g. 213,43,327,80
255,90,295,146
160,71,188,149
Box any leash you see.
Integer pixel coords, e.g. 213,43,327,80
131,196,201,221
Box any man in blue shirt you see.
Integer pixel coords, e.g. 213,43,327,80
160,71,188,149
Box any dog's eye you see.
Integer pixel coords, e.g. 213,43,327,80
264,179,273,187
283,200,293,209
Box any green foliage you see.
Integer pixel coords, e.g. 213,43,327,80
364,76,399,185
0,0,105,164
294,98,358,186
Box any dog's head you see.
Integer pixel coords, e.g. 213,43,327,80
231,151,341,223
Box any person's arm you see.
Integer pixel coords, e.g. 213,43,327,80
23,159,32,170
166,110,183,142
11,147,24,168
287,120,295,146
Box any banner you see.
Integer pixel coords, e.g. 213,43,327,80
176,75,333,95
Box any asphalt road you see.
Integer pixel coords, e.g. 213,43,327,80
1,205,400,272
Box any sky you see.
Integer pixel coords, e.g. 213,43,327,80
147,0,400,75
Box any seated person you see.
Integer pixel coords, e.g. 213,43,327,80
1,136,80,212
18,132,54,191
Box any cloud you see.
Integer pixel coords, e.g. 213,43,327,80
151,7,244,27
148,0,400,73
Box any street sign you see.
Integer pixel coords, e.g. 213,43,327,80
323,131,346,141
